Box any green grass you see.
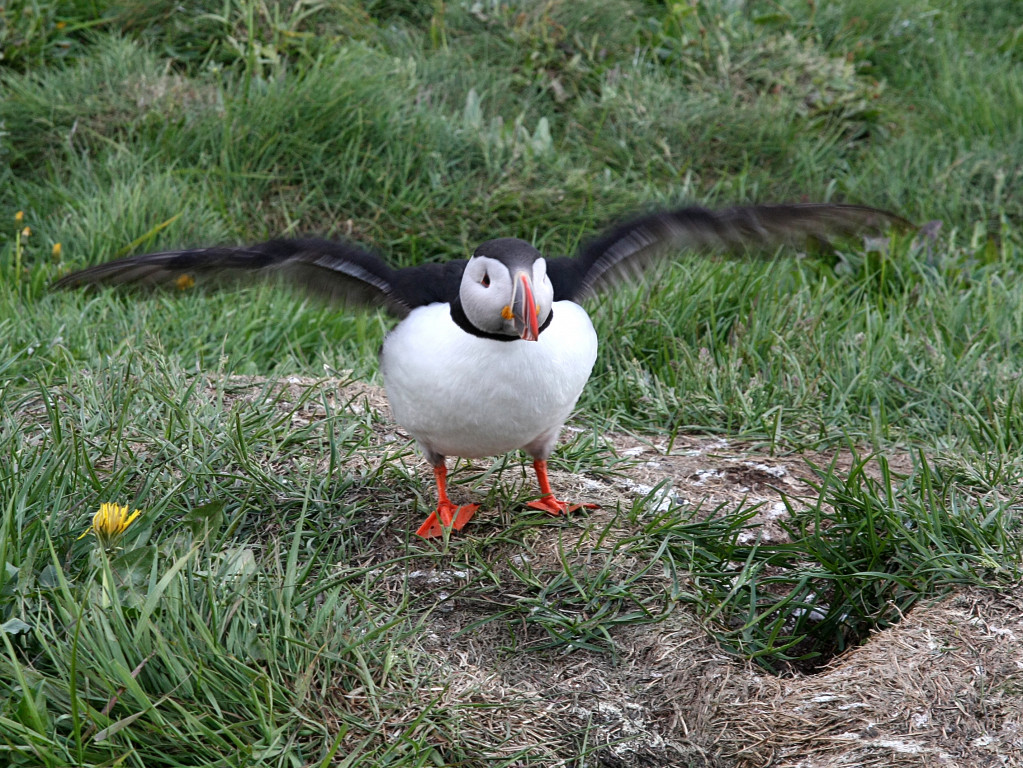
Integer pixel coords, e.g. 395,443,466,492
2,0,1023,765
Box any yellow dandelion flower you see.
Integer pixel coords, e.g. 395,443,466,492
56,21,67,29
175,273,196,291
21,226,31,237
52,243,62,260
78,503,142,548
15,210,24,222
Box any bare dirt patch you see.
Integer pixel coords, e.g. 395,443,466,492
405,585,1023,767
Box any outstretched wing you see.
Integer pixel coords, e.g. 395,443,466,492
545,203,914,302
53,237,469,318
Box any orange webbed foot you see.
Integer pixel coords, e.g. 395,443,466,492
416,502,479,538
526,495,599,517
528,458,599,517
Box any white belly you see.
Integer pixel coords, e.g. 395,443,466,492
380,301,598,460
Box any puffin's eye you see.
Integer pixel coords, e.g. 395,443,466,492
481,273,491,287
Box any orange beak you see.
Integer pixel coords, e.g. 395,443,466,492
509,271,540,341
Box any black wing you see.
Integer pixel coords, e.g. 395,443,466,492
545,203,914,302
53,237,468,318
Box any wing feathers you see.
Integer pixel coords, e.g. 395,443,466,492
54,202,912,311
548,203,913,302
52,238,460,317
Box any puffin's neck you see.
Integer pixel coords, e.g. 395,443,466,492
449,297,554,342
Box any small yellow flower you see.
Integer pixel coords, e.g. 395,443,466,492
15,210,24,222
21,226,31,237
175,273,196,291
56,21,67,29
52,243,62,260
79,503,142,548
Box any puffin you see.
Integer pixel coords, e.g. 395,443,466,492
55,202,909,537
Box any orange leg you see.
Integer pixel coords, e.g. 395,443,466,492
416,464,479,538
526,459,599,516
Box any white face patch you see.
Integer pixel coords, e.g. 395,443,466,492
460,256,512,334
531,257,554,324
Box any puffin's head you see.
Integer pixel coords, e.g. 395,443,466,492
459,238,554,341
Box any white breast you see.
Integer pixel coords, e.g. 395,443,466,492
380,301,598,460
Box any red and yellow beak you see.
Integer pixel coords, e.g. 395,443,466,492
504,271,540,341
